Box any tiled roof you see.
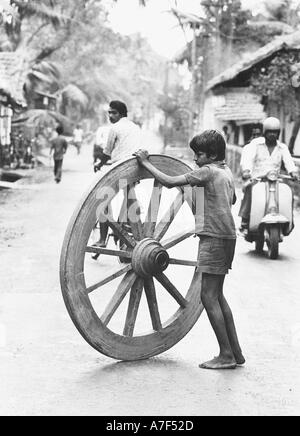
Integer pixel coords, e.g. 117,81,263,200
214,89,266,122
207,31,300,91
0,52,27,106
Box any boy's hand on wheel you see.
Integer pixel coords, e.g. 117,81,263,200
133,149,149,163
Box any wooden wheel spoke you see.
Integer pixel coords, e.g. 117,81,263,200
107,217,136,248
154,190,185,241
161,228,194,250
86,246,132,258
87,265,132,294
123,278,144,337
144,180,163,238
144,277,162,331
126,184,144,241
169,258,198,267
118,188,129,223
100,271,137,326
155,273,187,308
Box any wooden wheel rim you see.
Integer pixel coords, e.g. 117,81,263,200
60,156,204,361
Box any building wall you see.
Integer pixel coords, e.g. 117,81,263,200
202,93,226,133
204,90,300,154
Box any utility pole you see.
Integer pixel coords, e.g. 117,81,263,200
198,27,210,132
163,61,170,150
189,23,197,137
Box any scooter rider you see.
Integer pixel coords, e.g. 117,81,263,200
239,117,299,232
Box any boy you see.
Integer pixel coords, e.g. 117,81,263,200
134,130,245,370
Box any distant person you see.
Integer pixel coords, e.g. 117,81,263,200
50,125,68,184
94,100,142,247
239,117,298,231
222,125,231,143
250,126,262,142
73,124,84,155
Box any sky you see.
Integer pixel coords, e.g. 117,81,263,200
108,0,264,59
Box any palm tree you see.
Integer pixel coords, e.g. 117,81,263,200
1,0,150,140
248,0,300,43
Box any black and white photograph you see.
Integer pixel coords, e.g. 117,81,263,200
0,0,300,418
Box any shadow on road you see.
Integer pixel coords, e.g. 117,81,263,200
100,356,188,373
241,249,292,262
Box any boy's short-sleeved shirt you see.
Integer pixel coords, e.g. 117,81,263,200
185,162,236,239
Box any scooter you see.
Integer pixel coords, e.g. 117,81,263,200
244,170,297,259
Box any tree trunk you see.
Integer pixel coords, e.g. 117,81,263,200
288,119,300,155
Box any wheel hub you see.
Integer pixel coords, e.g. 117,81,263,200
131,238,169,278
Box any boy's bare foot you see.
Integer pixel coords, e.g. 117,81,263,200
199,356,237,370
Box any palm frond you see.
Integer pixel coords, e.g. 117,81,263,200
35,61,61,81
61,84,89,110
248,20,293,34
12,1,70,28
112,0,147,6
27,70,54,84
13,109,74,135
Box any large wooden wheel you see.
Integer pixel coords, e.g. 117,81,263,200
60,155,204,361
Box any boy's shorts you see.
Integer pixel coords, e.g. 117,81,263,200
197,236,236,275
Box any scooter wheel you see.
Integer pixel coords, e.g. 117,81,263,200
267,225,279,260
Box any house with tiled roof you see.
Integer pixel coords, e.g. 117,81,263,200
0,52,27,167
203,31,300,152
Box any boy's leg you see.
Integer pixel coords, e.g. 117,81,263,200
200,273,236,369
218,283,245,365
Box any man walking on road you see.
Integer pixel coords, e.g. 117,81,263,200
50,125,68,184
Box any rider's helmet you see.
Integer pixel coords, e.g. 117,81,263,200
262,117,281,133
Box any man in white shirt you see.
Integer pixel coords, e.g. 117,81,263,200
239,117,299,230
94,100,142,247
94,100,141,170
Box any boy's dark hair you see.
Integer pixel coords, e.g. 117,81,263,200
109,100,128,117
56,125,64,135
189,129,226,161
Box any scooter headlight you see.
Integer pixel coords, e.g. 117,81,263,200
266,171,278,182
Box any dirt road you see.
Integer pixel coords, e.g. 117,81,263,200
1,141,300,416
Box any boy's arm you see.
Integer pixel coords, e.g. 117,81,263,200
134,150,188,188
